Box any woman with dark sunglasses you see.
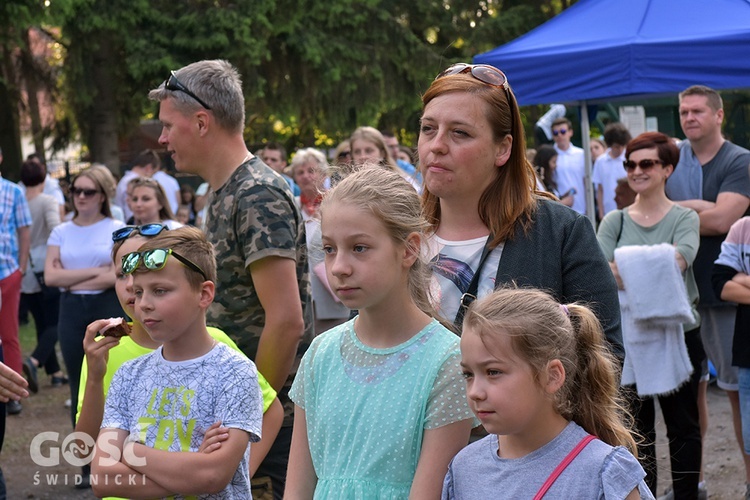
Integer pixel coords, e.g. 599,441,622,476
597,132,704,498
418,63,622,356
43,166,125,431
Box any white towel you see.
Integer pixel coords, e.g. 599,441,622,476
614,243,693,324
615,244,693,396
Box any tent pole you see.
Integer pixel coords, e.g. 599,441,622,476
580,100,595,225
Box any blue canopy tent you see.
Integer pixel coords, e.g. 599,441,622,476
474,0,750,221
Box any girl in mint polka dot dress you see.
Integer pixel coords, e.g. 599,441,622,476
286,167,476,499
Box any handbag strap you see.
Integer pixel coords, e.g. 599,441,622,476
453,235,494,331
533,434,597,500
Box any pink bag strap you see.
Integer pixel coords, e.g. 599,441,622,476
533,434,597,500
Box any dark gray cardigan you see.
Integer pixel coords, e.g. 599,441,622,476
494,198,624,358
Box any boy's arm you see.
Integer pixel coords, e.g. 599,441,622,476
91,428,174,499
285,407,317,499
410,420,473,499
251,255,305,390
251,397,283,476
125,428,249,495
196,399,282,478
75,320,122,447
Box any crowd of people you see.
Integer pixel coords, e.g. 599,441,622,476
0,58,749,500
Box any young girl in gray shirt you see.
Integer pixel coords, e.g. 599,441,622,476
444,288,653,499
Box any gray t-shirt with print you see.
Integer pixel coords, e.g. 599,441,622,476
442,421,653,499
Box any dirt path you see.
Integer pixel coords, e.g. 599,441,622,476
4,382,96,500
3,381,746,498
656,384,746,498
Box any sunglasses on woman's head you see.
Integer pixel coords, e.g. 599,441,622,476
436,63,509,91
121,248,208,281
623,159,663,172
435,63,514,134
112,223,168,242
71,187,100,198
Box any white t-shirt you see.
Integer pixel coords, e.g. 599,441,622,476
47,217,124,294
426,235,503,324
553,144,586,215
153,170,181,214
592,149,626,216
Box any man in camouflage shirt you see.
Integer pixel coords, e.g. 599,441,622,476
150,59,313,500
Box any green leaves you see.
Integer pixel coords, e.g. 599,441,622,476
2,0,577,166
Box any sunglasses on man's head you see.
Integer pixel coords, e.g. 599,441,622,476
122,248,208,281
552,128,568,136
623,159,663,172
164,71,212,110
71,187,101,198
112,223,168,242
337,151,351,159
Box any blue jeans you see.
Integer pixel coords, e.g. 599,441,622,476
737,367,750,454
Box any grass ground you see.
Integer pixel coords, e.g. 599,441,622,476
19,317,36,355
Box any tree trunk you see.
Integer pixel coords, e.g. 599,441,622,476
22,28,46,163
0,45,23,180
87,34,120,174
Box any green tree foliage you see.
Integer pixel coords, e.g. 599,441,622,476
4,0,577,170
50,0,275,169
0,0,46,178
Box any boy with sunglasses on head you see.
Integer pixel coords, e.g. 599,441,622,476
91,226,263,499
75,223,282,491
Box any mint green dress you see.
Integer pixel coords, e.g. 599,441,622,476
289,318,474,499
